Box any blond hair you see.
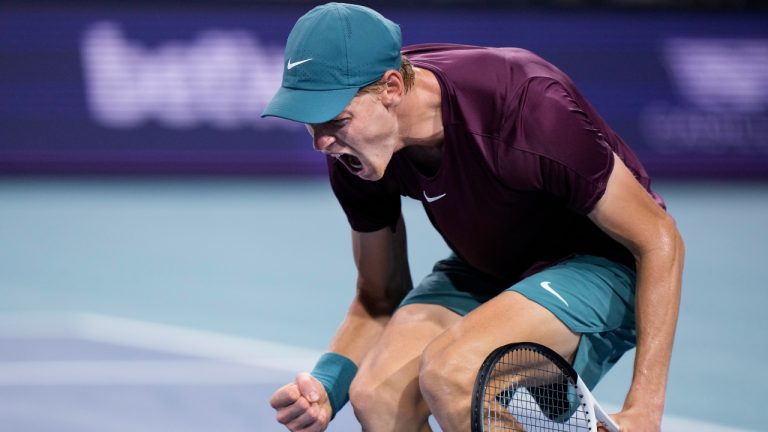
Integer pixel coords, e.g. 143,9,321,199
357,55,415,95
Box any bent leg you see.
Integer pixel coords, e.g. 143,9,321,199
419,291,580,432
350,303,460,432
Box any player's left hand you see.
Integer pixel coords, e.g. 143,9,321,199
599,408,661,432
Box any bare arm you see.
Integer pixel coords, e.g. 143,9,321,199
328,214,413,363
589,154,685,430
270,215,412,431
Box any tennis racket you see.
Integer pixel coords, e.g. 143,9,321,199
471,342,619,432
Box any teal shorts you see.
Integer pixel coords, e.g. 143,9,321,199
399,254,636,389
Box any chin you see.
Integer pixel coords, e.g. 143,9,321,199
358,172,382,181
358,166,384,181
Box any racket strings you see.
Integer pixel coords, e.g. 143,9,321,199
481,348,589,431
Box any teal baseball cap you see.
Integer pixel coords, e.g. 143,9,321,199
261,3,402,124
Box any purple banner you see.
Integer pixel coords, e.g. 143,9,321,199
1,6,766,177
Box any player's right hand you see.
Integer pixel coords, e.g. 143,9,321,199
270,372,332,432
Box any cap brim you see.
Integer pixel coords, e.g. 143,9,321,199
261,86,360,124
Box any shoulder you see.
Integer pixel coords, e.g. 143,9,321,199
498,77,616,209
512,77,611,164
402,44,568,91
403,43,548,66
404,45,574,133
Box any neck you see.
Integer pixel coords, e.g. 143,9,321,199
396,67,444,150
395,68,444,176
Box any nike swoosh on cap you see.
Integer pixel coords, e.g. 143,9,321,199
287,58,313,69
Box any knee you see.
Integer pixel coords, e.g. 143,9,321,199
348,370,381,421
418,334,475,407
349,365,431,428
348,366,401,422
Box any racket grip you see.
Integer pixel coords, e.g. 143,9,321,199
594,402,620,432
576,375,619,432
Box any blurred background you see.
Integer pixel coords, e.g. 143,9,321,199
1,0,766,431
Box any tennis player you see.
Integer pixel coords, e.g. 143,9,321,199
263,3,684,431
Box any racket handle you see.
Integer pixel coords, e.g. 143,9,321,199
576,375,619,432
594,401,620,432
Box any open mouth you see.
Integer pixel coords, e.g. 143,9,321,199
339,154,364,174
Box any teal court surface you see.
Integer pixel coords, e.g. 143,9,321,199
1,178,765,431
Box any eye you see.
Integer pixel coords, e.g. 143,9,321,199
329,118,349,128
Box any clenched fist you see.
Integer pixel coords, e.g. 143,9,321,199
270,372,333,432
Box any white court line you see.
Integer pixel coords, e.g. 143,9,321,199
0,312,754,431
0,312,322,372
0,360,294,385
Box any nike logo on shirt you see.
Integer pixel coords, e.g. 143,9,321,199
423,191,447,203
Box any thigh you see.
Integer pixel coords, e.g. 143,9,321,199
423,255,637,390
418,291,580,428
504,255,637,388
427,290,581,368
358,303,461,389
399,254,506,316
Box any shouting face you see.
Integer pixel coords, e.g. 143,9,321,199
307,90,402,181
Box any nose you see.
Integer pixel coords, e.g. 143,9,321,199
312,132,337,153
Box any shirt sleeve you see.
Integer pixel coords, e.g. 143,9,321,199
499,77,614,215
327,156,402,232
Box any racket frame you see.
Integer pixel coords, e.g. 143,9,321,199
471,342,619,432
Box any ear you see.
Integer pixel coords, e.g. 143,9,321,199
380,70,404,108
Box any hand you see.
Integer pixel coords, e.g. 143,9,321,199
270,372,332,432
598,407,661,432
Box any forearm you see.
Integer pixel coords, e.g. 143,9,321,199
330,216,412,365
310,288,405,420
326,293,395,365
308,217,411,418
624,222,685,417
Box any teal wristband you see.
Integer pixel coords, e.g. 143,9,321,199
310,352,358,419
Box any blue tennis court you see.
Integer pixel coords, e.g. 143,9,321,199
0,312,364,431
0,178,765,431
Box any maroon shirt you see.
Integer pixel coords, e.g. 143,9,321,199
328,44,664,285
